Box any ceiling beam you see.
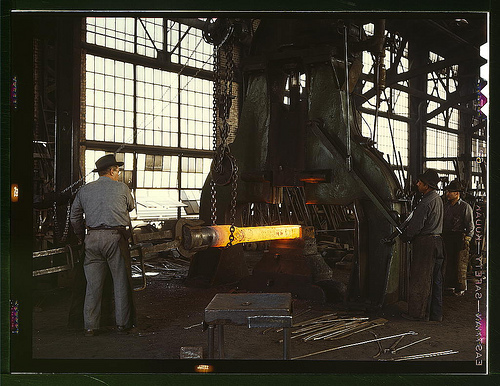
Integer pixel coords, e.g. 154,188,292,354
361,54,485,102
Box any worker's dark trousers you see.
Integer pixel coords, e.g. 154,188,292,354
83,229,132,330
443,232,468,292
408,235,444,321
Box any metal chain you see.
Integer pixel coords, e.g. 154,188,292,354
52,201,60,243
209,24,239,244
52,199,73,244
225,35,238,247
60,200,72,243
227,160,238,247
210,37,220,226
61,177,86,194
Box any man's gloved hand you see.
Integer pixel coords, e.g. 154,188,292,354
463,235,471,250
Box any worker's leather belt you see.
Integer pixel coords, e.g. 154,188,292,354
87,226,127,231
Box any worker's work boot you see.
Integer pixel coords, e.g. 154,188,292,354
84,329,95,337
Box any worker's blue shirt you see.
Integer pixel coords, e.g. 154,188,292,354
70,176,135,239
404,190,443,241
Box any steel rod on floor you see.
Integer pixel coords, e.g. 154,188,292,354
291,331,417,360
392,336,431,353
381,350,459,361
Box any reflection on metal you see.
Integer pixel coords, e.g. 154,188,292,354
32,244,78,277
183,224,303,251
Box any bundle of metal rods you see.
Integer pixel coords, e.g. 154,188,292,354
272,312,388,343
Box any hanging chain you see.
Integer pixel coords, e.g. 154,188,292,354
52,199,72,244
52,201,60,243
225,35,237,247
210,42,220,226
60,200,72,243
228,161,238,246
207,21,238,247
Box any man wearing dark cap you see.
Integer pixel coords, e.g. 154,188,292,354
70,154,136,336
402,169,444,322
442,179,474,296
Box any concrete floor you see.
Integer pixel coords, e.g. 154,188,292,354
30,253,486,375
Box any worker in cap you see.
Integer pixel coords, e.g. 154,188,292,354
402,168,444,322
70,154,136,336
442,179,474,296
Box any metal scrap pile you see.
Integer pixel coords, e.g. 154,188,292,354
275,312,387,343
131,252,190,281
266,309,459,361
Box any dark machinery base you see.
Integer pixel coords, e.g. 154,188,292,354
237,272,326,302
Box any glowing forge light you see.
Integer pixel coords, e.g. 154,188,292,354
183,224,303,251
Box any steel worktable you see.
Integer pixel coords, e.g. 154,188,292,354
204,293,293,359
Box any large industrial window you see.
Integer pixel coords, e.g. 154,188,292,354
135,66,179,147
471,138,486,194
179,76,213,150
424,51,460,184
167,22,213,71
86,17,164,58
85,55,135,144
83,17,214,220
359,25,409,187
425,128,458,171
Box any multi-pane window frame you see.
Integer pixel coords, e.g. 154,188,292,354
423,51,483,193
470,135,487,196
357,26,410,189
82,17,215,220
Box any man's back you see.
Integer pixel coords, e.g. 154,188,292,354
71,177,134,233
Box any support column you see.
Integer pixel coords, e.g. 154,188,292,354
458,60,478,188
408,43,428,179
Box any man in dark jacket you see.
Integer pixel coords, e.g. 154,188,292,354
70,154,136,336
442,179,474,296
402,169,444,322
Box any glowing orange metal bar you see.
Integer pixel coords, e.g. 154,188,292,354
209,225,302,247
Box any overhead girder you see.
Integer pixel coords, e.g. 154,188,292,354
359,71,459,109
361,54,486,103
425,91,477,122
384,17,486,58
81,42,214,81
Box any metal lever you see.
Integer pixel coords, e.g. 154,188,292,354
371,331,383,359
381,210,414,244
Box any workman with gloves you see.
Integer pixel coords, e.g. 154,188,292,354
442,179,474,296
401,169,444,322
